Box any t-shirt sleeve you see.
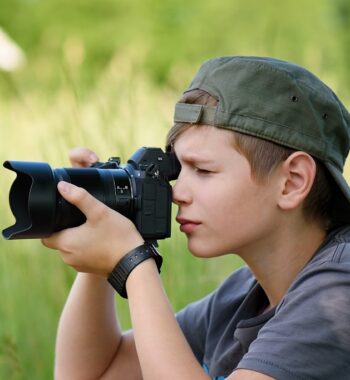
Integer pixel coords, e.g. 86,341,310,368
176,266,255,365
237,261,350,380
176,290,214,364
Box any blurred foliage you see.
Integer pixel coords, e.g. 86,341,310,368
333,0,350,88
0,0,350,96
1,0,350,379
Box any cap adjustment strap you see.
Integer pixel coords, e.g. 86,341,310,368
174,103,217,125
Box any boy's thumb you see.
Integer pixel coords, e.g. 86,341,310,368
57,181,102,218
57,181,73,195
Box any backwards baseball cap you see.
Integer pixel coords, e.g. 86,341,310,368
173,56,350,226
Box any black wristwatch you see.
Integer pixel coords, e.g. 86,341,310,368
107,243,163,298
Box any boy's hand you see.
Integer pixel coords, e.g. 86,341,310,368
41,181,144,277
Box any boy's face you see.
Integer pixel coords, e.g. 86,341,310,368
173,125,281,258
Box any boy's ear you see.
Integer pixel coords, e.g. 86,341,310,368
277,151,316,211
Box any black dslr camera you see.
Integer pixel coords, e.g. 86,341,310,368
2,147,180,241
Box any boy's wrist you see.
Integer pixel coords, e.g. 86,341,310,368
107,243,163,298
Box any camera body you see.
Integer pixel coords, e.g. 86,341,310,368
2,147,180,241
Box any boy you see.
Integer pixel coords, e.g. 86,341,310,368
43,56,350,379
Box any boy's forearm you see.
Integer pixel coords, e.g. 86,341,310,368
126,259,210,380
55,273,121,379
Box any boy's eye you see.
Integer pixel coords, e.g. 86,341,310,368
194,167,212,174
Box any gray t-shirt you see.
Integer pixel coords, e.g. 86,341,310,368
176,226,350,379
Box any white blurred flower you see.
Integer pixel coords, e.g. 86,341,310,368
0,27,26,71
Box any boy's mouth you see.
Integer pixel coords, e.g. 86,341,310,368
176,217,201,234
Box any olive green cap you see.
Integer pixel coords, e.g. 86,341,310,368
174,56,350,226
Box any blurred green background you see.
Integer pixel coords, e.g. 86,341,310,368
1,0,350,378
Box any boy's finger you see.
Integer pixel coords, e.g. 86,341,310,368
69,147,99,167
57,181,105,220
41,229,70,251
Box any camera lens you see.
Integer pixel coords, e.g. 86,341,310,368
2,161,133,239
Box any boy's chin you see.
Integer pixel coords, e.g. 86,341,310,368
187,239,225,258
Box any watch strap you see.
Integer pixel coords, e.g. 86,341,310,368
107,243,163,298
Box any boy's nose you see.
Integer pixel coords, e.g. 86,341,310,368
172,176,192,205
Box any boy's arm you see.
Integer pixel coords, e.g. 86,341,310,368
124,259,210,379
54,147,142,379
55,273,142,380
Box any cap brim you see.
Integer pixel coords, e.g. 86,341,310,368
324,162,350,226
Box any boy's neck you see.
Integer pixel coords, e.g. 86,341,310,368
239,219,327,308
